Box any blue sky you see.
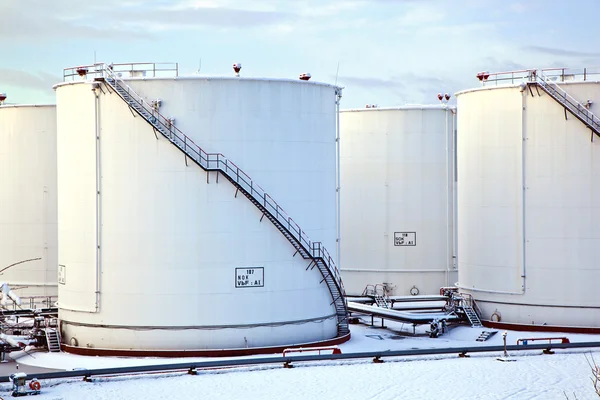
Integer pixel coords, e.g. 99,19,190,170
2,0,600,108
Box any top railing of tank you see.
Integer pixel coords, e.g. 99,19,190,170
2,295,58,311
63,62,179,81
477,67,600,86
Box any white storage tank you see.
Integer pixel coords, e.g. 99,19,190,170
457,68,600,331
0,104,57,300
55,63,347,355
339,105,457,296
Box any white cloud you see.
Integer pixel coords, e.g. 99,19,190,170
395,6,445,27
0,69,61,90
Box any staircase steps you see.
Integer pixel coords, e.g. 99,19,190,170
462,305,483,327
45,328,61,352
476,330,497,342
374,294,391,309
99,69,349,337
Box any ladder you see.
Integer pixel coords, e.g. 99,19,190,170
95,64,349,337
462,305,482,327
374,294,391,309
530,70,600,137
45,328,61,352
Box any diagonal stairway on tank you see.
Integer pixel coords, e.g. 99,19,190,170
529,70,600,138
94,65,349,337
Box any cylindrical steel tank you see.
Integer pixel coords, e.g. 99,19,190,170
457,73,600,330
339,106,457,296
55,73,344,353
0,105,57,299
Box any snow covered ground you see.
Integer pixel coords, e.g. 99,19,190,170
5,319,600,399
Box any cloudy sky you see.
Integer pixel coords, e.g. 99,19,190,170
2,0,599,108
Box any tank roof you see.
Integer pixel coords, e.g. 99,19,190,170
173,75,341,89
454,84,523,97
54,75,341,91
456,79,600,97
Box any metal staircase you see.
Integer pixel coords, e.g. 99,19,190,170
476,330,497,342
530,70,600,137
93,64,348,337
362,284,391,309
462,305,482,328
45,328,61,352
374,294,391,309
449,292,483,328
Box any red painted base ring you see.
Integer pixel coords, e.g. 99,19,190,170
483,320,600,334
62,333,351,357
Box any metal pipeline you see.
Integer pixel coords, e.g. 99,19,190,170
335,88,342,268
444,106,458,287
94,79,102,312
451,107,458,286
341,268,447,273
59,83,102,313
4,341,600,383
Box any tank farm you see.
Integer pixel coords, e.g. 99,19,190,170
0,65,599,366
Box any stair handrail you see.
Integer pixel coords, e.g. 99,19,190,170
531,70,600,131
456,292,483,320
361,284,375,297
373,284,388,297
97,63,345,296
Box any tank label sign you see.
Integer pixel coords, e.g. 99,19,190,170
58,264,66,284
394,232,416,246
235,267,264,288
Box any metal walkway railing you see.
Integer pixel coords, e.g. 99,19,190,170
479,66,600,86
63,62,179,81
77,63,348,336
